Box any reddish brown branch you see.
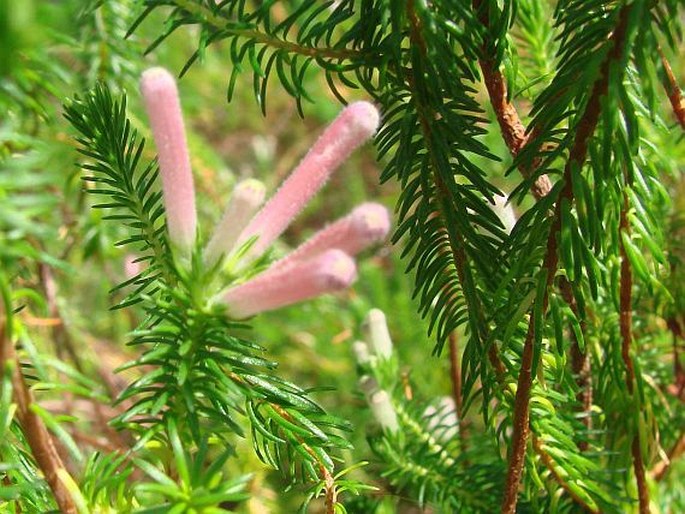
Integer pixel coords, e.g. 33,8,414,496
619,197,651,514
474,0,594,453
658,47,685,130
501,7,634,513
472,0,552,200
1,305,78,513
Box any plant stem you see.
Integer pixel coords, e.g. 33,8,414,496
619,195,651,514
651,432,685,481
560,277,593,446
1,306,78,514
501,7,634,513
471,0,552,200
406,0,505,378
658,46,685,130
532,436,599,514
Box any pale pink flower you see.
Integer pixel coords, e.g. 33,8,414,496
204,179,266,266
138,70,385,317
232,101,380,269
140,67,197,252
271,202,390,270
221,249,357,318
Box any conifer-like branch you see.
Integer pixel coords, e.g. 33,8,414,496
501,6,635,513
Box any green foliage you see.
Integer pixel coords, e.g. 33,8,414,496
2,0,685,512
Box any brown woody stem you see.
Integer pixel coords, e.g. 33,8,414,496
619,196,651,514
1,304,78,513
472,0,552,200
658,46,685,130
650,432,685,481
500,7,634,513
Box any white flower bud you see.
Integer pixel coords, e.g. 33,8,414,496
369,390,399,433
363,308,393,359
352,340,371,365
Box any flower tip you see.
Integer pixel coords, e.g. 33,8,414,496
140,67,177,96
366,308,387,328
315,249,357,290
235,178,266,200
351,202,391,244
343,101,381,140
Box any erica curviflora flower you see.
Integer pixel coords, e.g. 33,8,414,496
140,67,197,253
139,67,387,319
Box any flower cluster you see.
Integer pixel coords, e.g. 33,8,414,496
140,67,389,318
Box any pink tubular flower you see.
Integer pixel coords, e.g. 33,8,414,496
204,179,266,266
138,69,386,318
140,67,197,252
221,249,357,318
271,202,390,270
233,101,380,269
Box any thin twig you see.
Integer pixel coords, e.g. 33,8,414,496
471,0,552,200
173,0,367,62
269,403,337,513
619,195,651,514
500,7,634,513
1,303,78,513
38,262,83,371
658,46,685,130
472,0,598,447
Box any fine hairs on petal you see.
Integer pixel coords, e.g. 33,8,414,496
140,67,197,252
232,101,381,270
271,202,390,270
220,249,357,318
204,179,266,266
